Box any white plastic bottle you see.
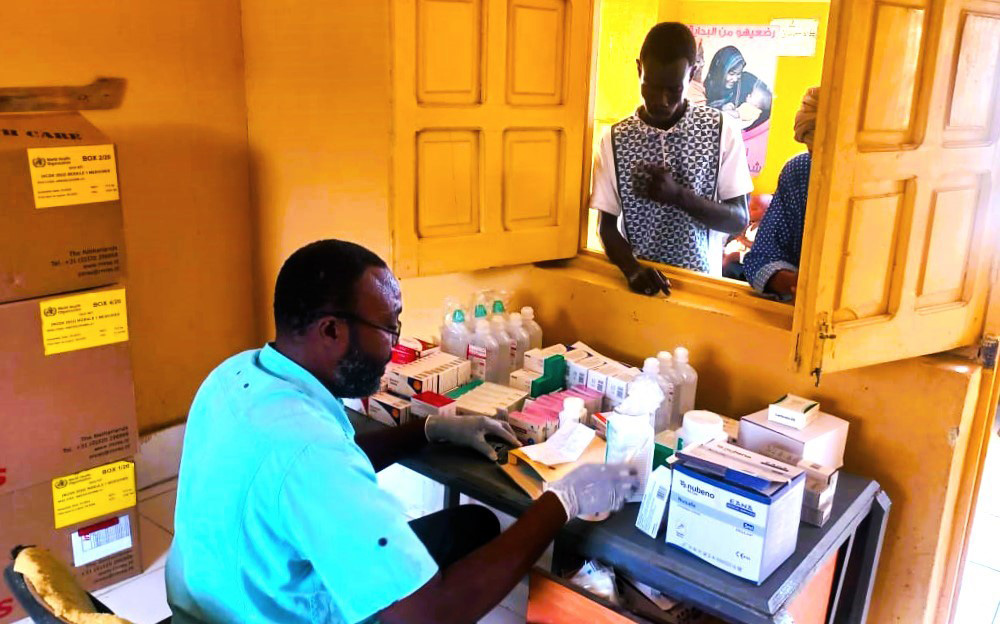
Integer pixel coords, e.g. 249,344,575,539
638,358,673,433
673,347,699,416
656,350,683,430
607,364,660,502
468,320,502,382
489,316,513,381
506,313,531,370
520,306,543,349
490,292,508,319
470,291,491,329
441,309,471,358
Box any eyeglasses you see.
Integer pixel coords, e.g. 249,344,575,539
328,311,402,344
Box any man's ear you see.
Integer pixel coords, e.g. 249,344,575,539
316,316,341,343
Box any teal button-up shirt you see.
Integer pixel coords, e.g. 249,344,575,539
166,345,438,623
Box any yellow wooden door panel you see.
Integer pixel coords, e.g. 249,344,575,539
944,12,1000,144
507,0,567,105
793,0,1000,377
392,0,591,277
416,130,481,237
859,2,927,145
417,0,483,105
833,190,907,323
503,128,562,229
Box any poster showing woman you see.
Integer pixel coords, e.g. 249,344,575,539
688,25,779,177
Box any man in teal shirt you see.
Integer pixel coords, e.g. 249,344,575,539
167,240,639,623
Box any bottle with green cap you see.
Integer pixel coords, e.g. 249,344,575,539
441,308,471,358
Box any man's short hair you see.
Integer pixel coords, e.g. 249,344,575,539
639,22,697,67
273,239,388,335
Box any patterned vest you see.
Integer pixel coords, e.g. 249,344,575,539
611,105,723,272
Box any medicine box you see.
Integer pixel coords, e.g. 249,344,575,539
409,392,456,419
567,356,605,387
524,344,568,373
586,363,624,396
0,113,126,304
739,409,849,469
391,337,440,364
605,367,640,409
768,394,820,430
667,440,805,584
0,287,138,494
367,393,411,426
386,353,468,397
509,368,542,392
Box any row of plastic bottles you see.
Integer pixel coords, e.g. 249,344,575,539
439,291,543,384
634,347,698,433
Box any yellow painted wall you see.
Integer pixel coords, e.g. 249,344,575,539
659,0,830,194
0,2,257,432
241,0,394,338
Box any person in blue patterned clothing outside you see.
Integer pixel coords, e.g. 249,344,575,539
744,87,819,299
592,22,754,296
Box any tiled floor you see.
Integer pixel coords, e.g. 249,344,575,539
13,477,524,623
952,429,1000,624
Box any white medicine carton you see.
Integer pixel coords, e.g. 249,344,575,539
666,440,805,584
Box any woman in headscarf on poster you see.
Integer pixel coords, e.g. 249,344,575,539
704,45,772,131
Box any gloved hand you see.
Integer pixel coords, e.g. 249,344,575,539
425,414,521,461
545,463,641,521
627,265,670,296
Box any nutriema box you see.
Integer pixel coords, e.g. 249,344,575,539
0,460,142,624
0,112,125,304
0,285,138,494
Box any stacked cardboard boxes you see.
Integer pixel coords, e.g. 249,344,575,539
0,113,141,623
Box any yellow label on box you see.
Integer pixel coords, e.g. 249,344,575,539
52,460,136,529
39,288,129,356
27,144,120,209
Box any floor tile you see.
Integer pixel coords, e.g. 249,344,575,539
139,514,173,572
139,488,177,534
967,513,1000,573
954,563,1000,624
479,605,524,623
97,566,172,623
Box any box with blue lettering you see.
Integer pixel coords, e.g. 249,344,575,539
666,439,804,584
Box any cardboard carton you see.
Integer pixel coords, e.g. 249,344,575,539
0,287,138,493
0,462,142,624
739,409,849,469
0,113,125,304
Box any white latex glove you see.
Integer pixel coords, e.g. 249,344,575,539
546,463,641,520
425,414,521,461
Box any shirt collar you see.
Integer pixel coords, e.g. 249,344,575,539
257,343,349,425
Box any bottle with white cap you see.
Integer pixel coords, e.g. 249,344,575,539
673,347,699,416
655,350,681,429
639,357,673,433
520,306,543,349
467,320,502,382
506,312,531,370
559,396,587,427
489,316,513,380
678,410,724,450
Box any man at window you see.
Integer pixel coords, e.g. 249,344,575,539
592,22,753,295
744,87,819,299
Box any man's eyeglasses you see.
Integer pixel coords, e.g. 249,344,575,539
328,311,402,344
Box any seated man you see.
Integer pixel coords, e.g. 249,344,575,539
592,22,753,295
744,87,819,298
166,239,639,624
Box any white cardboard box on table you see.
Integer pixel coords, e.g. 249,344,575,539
666,440,805,584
